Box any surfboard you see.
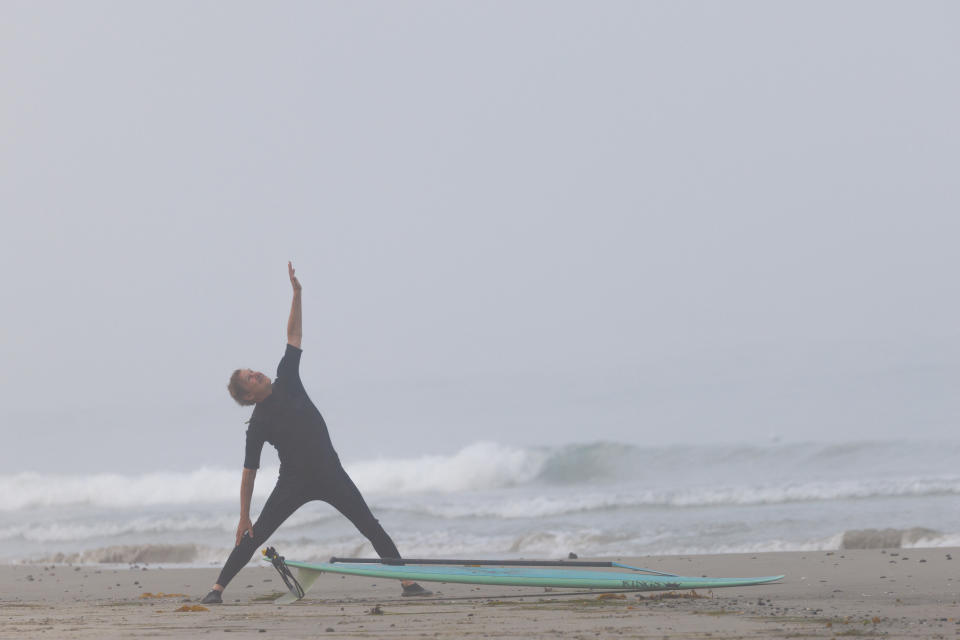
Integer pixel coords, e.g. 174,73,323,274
265,556,784,604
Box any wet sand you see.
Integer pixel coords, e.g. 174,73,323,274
1,548,958,639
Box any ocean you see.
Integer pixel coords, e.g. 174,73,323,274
3,440,959,567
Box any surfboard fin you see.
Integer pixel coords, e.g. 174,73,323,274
263,547,310,604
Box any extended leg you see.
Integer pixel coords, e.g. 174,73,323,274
322,469,401,558
321,469,433,597
213,482,311,591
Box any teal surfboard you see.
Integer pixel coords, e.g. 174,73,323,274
266,557,784,604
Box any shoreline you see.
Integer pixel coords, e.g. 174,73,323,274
2,548,958,638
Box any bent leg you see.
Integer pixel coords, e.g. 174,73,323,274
322,470,401,559
215,482,310,589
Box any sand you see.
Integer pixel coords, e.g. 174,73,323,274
1,548,958,639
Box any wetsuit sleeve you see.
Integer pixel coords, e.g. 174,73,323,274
276,343,304,393
243,422,266,470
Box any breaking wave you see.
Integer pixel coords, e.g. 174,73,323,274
2,440,959,511
7,440,958,566
0,468,281,511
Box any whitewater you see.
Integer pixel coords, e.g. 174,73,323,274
3,440,960,566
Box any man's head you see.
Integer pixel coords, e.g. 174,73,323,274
228,368,273,406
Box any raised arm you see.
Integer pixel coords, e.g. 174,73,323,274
287,261,302,349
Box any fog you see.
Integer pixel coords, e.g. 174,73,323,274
2,1,957,473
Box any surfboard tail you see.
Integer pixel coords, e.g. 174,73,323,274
263,546,323,604
273,566,324,604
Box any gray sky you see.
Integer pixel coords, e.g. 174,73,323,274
2,1,958,473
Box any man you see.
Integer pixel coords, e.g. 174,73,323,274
201,262,430,604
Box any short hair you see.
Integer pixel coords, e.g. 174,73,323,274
228,369,255,406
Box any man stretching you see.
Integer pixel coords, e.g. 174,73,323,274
201,263,429,604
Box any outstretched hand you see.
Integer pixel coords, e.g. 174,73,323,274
288,261,302,293
286,261,303,347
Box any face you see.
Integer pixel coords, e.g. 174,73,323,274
239,369,272,402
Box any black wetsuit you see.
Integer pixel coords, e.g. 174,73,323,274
215,344,400,588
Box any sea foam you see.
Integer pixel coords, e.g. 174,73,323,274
26,526,960,567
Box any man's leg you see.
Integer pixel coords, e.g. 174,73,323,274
320,469,432,596
213,481,311,593
320,469,401,558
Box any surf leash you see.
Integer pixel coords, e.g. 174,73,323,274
263,547,305,600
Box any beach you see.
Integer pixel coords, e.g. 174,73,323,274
4,440,958,638
2,548,958,639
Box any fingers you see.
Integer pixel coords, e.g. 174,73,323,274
235,524,255,547
288,262,302,292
